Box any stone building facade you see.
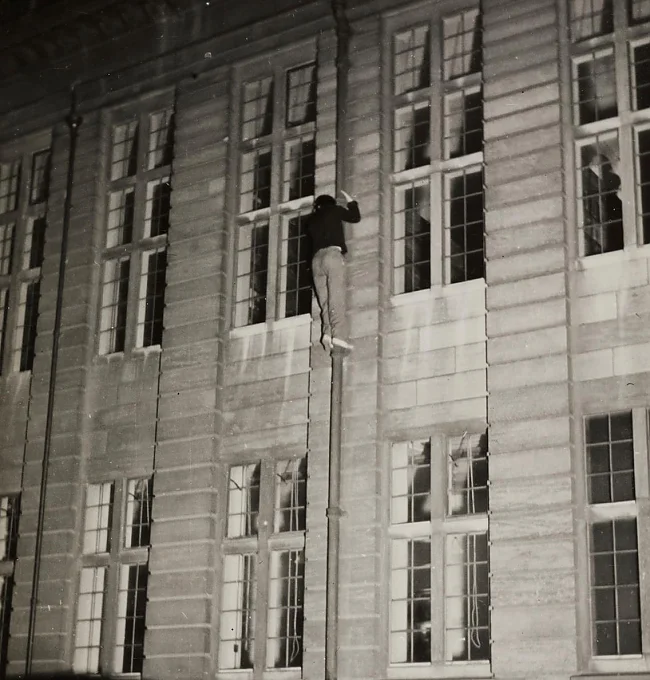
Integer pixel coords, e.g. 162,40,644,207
1,0,650,679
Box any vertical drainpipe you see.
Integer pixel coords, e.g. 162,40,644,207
326,3,351,680
25,87,82,675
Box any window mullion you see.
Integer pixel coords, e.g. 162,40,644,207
125,117,149,352
631,408,650,655
635,496,650,656
96,562,115,675
430,435,445,662
98,479,123,674
615,37,638,247
253,462,274,676
267,213,280,322
429,19,444,288
632,408,649,500
613,0,628,43
123,236,140,353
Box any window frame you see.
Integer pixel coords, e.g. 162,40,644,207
97,98,173,357
384,0,485,298
74,477,152,676
231,44,317,331
217,455,307,679
569,1,650,257
0,494,19,678
0,134,50,377
386,430,491,680
578,407,650,674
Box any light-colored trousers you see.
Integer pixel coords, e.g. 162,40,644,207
311,246,349,341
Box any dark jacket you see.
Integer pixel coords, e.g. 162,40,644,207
306,201,361,256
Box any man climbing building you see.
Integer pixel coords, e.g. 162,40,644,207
307,190,360,352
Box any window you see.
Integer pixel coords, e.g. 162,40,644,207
390,6,484,295
74,478,152,675
582,410,650,667
0,145,49,375
570,1,650,254
100,106,173,354
0,495,19,678
234,57,317,328
389,433,490,671
219,457,307,671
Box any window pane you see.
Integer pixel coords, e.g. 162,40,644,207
12,280,40,373
240,148,272,213
267,550,304,668
111,120,139,181
590,520,641,656
393,182,431,295
274,458,307,532
242,77,274,140
394,103,430,172
585,412,634,504
445,169,485,284
633,42,650,111
99,257,130,355
574,51,617,125
0,496,19,561
0,575,14,677
286,63,317,127
219,554,256,670
444,88,483,159
394,25,430,96
391,440,431,524
390,539,431,663
578,135,623,256
0,161,20,215
73,567,106,674
144,177,171,238
106,188,135,248
636,127,650,243
443,8,482,80
124,478,153,549
234,222,269,327
631,0,650,23
283,136,315,202
448,431,488,516
135,249,167,348
82,482,113,554
279,213,312,320
0,289,8,375
570,0,613,41
227,463,261,538
29,149,50,204
445,532,490,661
114,564,148,674
23,217,46,270
0,223,13,276
148,110,174,170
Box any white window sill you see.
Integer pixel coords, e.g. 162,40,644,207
96,350,125,363
230,313,311,338
216,670,301,680
576,243,650,270
387,660,491,679
95,345,162,363
390,278,486,307
580,655,650,677
575,675,650,680
132,344,162,356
